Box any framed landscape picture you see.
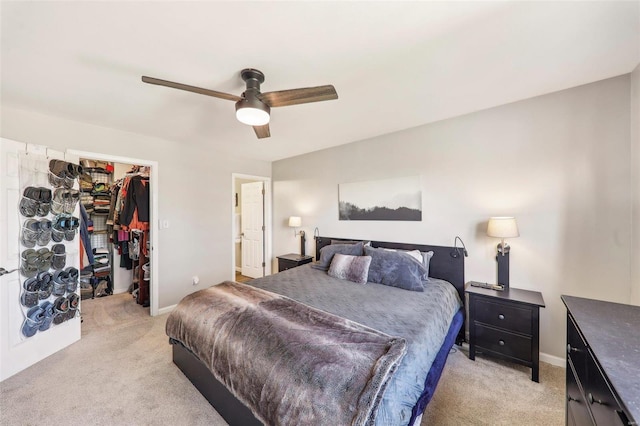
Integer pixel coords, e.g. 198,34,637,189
338,176,422,221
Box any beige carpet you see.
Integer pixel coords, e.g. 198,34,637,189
0,293,565,425
423,346,565,425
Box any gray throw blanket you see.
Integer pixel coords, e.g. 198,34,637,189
166,281,407,426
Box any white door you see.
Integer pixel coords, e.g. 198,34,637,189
241,181,264,279
0,138,81,381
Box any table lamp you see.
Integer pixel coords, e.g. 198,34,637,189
487,217,519,289
288,216,305,256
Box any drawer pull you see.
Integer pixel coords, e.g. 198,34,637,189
587,393,605,405
498,314,505,320
498,339,505,346
567,344,579,354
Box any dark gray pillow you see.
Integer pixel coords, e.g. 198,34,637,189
327,254,372,285
311,241,365,271
364,246,427,292
381,248,434,280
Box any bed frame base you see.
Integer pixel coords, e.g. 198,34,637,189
172,343,262,426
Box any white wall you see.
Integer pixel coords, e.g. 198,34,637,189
0,106,271,308
632,64,640,306
273,75,632,360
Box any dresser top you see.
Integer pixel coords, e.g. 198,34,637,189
562,295,640,423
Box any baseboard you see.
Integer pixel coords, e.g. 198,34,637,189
540,352,565,367
457,343,565,368
157,304,177,315
235,266,241,272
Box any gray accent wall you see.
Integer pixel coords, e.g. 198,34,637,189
273,75,634,360
1,106,271,308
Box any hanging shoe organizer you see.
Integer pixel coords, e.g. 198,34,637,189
18,154,81,339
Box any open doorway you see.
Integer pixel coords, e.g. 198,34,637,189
69,150,159,316
78,160,150,303
231,174,272,282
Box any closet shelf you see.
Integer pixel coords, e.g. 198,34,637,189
83,167,111,174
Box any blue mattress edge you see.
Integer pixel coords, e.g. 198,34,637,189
408,308,464,425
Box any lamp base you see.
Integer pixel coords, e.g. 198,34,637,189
300,231,306,256
497,241,511,255
496,251,510,290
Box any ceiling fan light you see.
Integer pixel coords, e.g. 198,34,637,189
235,98,270,126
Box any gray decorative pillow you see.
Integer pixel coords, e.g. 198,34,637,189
311,241,365,271
381,248,434,279
327,254,372,285
364,246,427,292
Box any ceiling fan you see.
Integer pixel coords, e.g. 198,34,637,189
141,69,338,139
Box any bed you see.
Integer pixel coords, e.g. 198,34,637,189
166,237,465,426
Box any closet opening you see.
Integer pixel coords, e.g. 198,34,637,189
231,174,272,283
67,150,159,316
78,159,152,310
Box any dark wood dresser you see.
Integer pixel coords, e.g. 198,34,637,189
562,295,639,426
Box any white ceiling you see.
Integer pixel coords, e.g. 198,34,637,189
1,1,639,162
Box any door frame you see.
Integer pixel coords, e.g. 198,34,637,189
231,173,272,280
67,150,160,316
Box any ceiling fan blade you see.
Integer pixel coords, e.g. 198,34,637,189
141,76,242,102
258,85,338,107
253,124,271,139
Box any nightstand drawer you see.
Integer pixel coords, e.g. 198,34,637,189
474,298,532,335
475,324,532,362
278,259,299,271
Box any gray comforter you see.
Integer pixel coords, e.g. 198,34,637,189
248,265,462,426
166,280,407,426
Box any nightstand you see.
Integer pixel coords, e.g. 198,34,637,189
466,284,545,382
277,254,313,272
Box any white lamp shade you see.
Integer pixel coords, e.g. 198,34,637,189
288,216,302,228
236,107,270,126
487,217,519,238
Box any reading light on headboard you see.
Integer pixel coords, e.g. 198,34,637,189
450,236,468,258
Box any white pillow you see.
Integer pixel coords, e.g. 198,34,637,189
383,248,423,263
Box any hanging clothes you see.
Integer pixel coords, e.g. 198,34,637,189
108,170,151,307
120,175,149,226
